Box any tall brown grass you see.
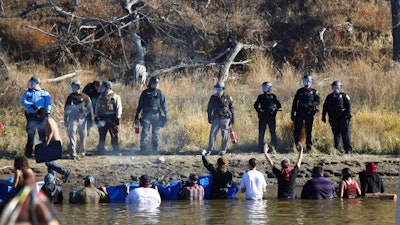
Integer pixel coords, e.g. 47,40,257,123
1,53,400,156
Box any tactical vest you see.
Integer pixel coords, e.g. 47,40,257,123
65,93,89,119
97,92,118,116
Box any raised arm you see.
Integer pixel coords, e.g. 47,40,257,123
263,144,274,169
295,142,304,168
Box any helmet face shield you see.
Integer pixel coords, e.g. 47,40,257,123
261,82,272,92
302,76,312,87
28,80,39,90
214,87,224,96
331,81,342,93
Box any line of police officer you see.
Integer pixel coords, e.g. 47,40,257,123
254,75,352,154
21,74,352,157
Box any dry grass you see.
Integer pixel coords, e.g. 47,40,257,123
1,54,400,155
0,0,399,155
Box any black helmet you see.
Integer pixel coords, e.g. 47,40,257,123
214,82,225,89
331,81,342,87
261,82,272,92
301,75,312,87
149,77,159,86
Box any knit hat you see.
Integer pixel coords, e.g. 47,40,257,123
217,157,228,166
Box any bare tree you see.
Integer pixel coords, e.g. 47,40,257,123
392,0,400,62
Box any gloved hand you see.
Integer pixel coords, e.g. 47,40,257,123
208,117,213,124
347,114,352,120
31,104,38,110
322,117,326,123
230,117,234,126
114,118,120,125
290,115,295,122
134,114,139,121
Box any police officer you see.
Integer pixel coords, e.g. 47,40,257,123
291,75,320,151
254,82,281,153
206,82,234,156
95,81,122,153
64,80,95,159
135,77,168,152
322,81,353,154
21,76,52,158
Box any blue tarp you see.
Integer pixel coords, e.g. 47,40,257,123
105,174,238,203
0,178,14,202
1,174,238,203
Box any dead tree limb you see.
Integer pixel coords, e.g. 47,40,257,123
0,55,9,72
47,70,85,82
20,2,82,18
218,41,243,82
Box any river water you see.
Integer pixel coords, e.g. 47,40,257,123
53,186,398,225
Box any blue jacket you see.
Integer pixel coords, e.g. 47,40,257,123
21,88,52,114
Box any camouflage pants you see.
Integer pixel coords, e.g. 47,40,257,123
207,117,230,152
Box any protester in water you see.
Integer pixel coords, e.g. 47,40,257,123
359,162,385,196
201,150,233,199
240,158,267,200
264,143,303,199
0,155,33,189
125,175,161,205
178,173,205,200
338,168,361,198
301,165,335,199
0,170,63,225
41,173,64,204
69,175,110,204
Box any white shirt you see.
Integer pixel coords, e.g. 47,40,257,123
125,187,161,206
240,169,267,200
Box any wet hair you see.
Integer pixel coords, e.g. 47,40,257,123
341,168,353,180
249,158,257,169
36,108,48,119
312,166,323,178
14,156,30,171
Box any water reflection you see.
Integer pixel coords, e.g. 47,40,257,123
241,200,267,225
126,204,160,224
55,188,398,225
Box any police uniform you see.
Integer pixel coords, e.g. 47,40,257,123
64,92,94,158
95,90,122,152
291,87,320,150
21,86,52,158
135,87,168,152
322,92,352,153
207,93,234,154
254,93,281,152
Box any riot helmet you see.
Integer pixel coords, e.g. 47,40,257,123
148,77,159,88
214,82,225,96
301,75,312,87
28,76,41,89
331,80,341,93
98,81,112,93
261,82,272,93
214,82,225,89
70,80,82,93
